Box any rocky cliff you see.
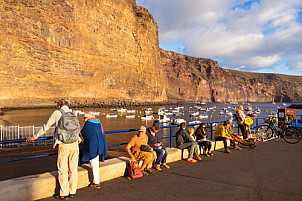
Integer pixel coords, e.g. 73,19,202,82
0,0,301,109
161,49,302,103
0,0,166,107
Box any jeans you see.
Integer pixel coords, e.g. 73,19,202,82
198,141,212,152
238,124,247,139
215,137,228,149
153,147,169,166
178,142,198,158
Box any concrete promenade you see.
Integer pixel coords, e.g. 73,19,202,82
35,140,301,201
1,139,301,201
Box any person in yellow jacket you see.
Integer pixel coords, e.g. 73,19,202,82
214,121,236,153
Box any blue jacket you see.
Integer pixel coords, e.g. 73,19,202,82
146,129,158,148
79,119,107,166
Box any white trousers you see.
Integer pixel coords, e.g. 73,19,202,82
90,155,100,184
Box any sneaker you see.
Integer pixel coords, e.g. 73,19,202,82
186,158,197,163
234,146,242,150
224,149,231,154
145,168,154,173
207,152,214,156
88,183,101,189
54,195,69,200
160,164,171,169
69,194,76,198
153,165,162,171
193,156,202,161
141,170,148,175
250,143,257,149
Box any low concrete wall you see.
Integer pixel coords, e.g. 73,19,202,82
0,141,227,201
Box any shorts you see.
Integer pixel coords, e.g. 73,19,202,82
133,151,150,160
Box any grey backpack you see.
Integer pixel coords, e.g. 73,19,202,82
57,109,80,144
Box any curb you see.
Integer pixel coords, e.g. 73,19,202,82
0,141,226,201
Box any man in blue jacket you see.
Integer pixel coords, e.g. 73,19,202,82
146,122,170,171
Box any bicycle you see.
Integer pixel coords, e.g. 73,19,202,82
256,116,302,144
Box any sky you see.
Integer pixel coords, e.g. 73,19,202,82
136,0,302,76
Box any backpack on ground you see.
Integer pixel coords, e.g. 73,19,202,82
127,160,143,179
57,109,80,144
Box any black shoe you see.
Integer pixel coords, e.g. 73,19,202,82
69,194,76,198
250,142,257,149
54,195,69,200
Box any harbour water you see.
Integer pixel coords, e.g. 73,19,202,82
0,102,289,148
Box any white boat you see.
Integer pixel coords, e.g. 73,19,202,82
282,103,286,106
106,113,118,118
190,112,199,116
194,106,201,110
117,108,127,112
199,114,209,118
227,112,233,116
89,111,100,115
73,110,84,116
125,115,135,118
188,120,201,124
127,110,136,113
219,111,225,115
144,110,152,114
140,115,154,120
165,112,173,116
245,107,252,111
171,118,186,125
157,110,165,115
156,115,170,123
172,109,180,113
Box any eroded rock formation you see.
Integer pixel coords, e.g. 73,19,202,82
161,49,302,103
0,0,166,107
0,0,301,108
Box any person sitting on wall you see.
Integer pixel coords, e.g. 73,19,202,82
126,126,156,175
226,119,257,149
146,122,170,171
214,121,237,154
176,122,201,163
194,123,213,156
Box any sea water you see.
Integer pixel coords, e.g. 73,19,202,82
0,102,289,148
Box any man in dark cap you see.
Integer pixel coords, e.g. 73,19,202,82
146,122,170,171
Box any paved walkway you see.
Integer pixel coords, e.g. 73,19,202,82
38,140,302,201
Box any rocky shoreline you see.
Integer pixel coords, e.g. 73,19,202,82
0,98,185,112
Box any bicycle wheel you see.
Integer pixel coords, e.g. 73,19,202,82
257,125,274,139
283,128,302,144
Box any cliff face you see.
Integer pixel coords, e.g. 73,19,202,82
0,0,301,108
0,0,166,106
161,49,302,103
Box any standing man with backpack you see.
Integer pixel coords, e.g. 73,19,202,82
26,99,80,200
